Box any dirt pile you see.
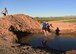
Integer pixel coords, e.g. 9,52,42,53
0,14,41,42
0,14,47,54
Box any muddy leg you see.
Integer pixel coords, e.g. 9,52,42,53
43,30,47,37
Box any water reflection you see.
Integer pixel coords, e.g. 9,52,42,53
19,34,44,47
47,35,76,51
19,34,76,54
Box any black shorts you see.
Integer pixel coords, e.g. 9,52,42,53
42,27,47,31
3,13,6,16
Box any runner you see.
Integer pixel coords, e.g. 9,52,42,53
42,21,48,36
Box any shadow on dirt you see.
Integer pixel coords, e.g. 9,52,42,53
9,25,31,40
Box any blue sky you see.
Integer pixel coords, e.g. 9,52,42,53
0,0,76,17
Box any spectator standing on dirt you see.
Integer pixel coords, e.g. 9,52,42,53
1,8,8,16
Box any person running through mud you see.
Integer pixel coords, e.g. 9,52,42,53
42,21,48,36
1,8,8,16
47,23,53,32
55,27,60,36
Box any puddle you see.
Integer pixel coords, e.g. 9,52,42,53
19,34,76,52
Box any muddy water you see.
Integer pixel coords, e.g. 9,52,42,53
19,33,76,52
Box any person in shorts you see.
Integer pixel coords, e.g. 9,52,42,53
42,21,48,36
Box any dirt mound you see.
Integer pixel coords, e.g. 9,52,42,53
0,14,44,54
0,14,41,42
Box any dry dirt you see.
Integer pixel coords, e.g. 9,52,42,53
48,21,76,32
48,21,76,38
0,14,41,42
